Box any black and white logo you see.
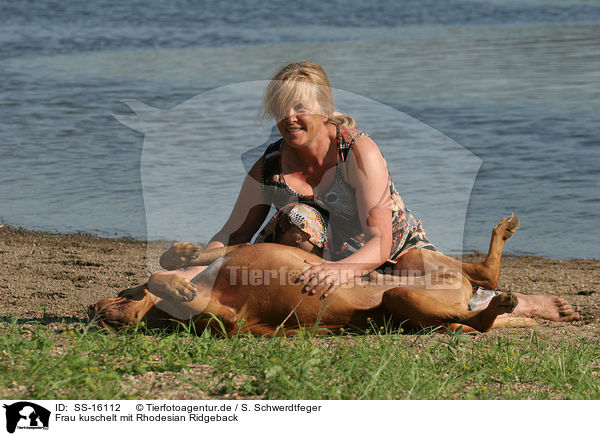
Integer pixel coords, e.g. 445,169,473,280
3,402,50,434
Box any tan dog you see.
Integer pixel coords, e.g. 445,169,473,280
89,216,539,335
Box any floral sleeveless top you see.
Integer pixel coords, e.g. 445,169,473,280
260,125,428,261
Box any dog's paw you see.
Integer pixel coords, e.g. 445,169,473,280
159,242,201,270
493,214,520,241
149,273,198,302
489,292,518,314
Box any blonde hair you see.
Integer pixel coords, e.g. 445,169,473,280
262,61,356,128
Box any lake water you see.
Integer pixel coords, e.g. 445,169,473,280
1,0,599,259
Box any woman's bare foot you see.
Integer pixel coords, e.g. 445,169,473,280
512,293,581,322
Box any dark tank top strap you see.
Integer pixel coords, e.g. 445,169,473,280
261,139,284,188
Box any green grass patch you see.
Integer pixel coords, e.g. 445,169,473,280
1,318,599,399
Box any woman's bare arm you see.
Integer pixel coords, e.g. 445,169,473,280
343,134,393,269
299,135,393,296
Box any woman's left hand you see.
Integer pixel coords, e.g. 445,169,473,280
298,260,353,299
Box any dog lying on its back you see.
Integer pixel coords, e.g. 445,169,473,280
90,219,538,336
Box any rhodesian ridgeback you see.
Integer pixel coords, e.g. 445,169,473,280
89,215,542,335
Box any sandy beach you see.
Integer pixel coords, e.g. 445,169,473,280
1,224,599,339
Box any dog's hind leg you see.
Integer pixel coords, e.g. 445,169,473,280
463,213,520,289
382,287,519,332
394,214,520,289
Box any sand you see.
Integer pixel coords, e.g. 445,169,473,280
1,224,599,338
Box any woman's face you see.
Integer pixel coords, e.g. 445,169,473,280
276,98,328,149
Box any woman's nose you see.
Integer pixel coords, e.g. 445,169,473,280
285,110,298,121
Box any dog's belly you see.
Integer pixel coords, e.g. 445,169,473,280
195,243,389,329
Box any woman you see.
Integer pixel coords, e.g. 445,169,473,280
153,61,579,323
203,62,434,294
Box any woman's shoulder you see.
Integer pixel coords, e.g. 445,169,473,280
337,125,382,161
338,125,367,148
345,130,387,178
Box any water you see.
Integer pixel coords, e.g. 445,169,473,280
1,0,599,259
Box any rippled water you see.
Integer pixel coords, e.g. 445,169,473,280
1,0,599,258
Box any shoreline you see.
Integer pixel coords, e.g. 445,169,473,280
1,225,599,332
1,223,597,262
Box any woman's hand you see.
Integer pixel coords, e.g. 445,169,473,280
298,260,356,299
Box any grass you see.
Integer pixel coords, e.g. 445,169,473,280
1,318,599,400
